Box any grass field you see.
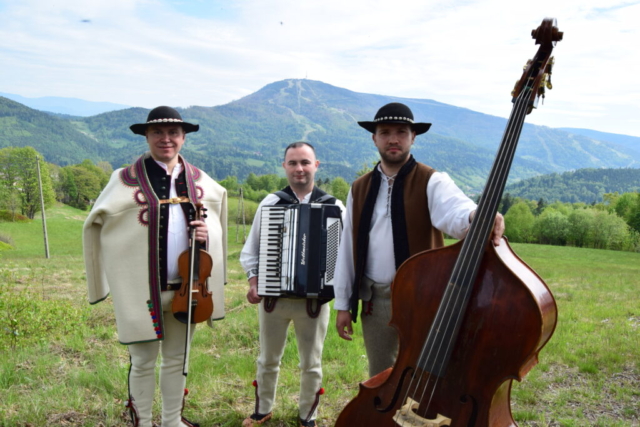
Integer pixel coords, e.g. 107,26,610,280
0,203,638,426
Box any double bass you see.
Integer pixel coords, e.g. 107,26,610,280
335,18,562,427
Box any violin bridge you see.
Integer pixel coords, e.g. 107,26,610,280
392,397,452,427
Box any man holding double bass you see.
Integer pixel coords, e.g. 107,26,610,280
334,102,505,377
83,106,227,427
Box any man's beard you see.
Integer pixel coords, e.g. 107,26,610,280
379,149,410,165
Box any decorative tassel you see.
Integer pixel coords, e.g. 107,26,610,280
302,387,325,422
125,397,139,427
180,388,200,427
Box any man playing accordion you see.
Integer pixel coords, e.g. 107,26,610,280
240,142,345,427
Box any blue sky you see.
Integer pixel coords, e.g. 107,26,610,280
1,0,639,137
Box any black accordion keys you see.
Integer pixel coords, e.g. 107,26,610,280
258,204,342,299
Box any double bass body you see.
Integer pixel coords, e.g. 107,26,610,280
336,239,557,426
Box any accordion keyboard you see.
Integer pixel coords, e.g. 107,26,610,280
258,206,297,296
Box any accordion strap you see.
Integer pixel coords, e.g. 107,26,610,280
313,194,336,204
274,190,298,204
306,299,321,318
275,188,337,205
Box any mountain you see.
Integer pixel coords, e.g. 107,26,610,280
0,92,131,117
558,128,640,156
2,79,640,194
0,96,112,165
504,168,640,204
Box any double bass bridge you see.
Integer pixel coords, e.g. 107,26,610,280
393,397,452,427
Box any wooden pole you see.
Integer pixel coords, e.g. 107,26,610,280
235,187,248,243
35,155,50,259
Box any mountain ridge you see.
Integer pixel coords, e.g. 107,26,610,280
0,92,132,117
2,79,639,194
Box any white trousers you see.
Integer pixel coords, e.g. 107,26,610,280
127,291,195,427
254,298,329,421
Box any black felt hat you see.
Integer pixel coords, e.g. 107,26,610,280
358,102,431,135
130,106,199,135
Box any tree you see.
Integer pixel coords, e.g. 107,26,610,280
219,175,239,193
534,198,547,216
355,161,378,178
72,166,104,210
330,177,350,204
504,201,535,243
245,173,261,191
499,193,515,215
628,195,640,234
0,146,55,219
54,160,110,210
533,208,569,246
57,166,79,205
592,211,630,250
257,174,282,193
611,192,640,231
567,208,596,248
0,186,21,221
78,159,109,188
96,161,114,176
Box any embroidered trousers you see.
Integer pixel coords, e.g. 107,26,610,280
254,298,329,421
127,291,195,427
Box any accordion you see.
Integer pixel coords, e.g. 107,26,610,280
258,203,342,299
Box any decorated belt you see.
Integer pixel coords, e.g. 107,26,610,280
158,197,190,204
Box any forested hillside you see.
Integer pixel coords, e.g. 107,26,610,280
2,79,640,193
504,168,640,204
0,97,111,165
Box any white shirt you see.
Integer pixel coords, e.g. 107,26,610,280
239,191,346,274
154,160,189,281
332,168,477,311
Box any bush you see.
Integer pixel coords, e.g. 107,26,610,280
0,271,89,350
0,210,30,222
0,232,14,247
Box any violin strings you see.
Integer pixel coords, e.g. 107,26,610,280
400,75,535,423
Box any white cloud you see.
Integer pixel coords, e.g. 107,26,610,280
1,0,639,136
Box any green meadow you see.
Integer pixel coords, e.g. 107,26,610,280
0,202,638,426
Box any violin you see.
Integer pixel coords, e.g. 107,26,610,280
335,18,562,426
173,202,214,325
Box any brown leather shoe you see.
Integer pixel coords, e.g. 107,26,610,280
242,412,272,426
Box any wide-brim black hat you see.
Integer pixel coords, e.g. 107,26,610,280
358,102,431,135
130,106,200,135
